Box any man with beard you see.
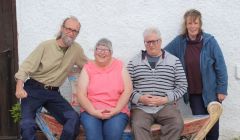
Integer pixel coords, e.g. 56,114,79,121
15,16,87,140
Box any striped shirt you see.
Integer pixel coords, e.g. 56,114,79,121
127,50,188,113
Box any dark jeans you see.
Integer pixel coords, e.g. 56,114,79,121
20,79,80,140
189,94,219,140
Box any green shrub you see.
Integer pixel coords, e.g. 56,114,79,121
10,102,21,123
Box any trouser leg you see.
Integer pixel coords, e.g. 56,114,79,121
21,84,45,140
103,113,129,140
80,112,103,140
155,104,184,140
45,91,80,140
131,109,154,140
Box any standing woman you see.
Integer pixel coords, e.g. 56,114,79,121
77,38,132,140
165,9,228,140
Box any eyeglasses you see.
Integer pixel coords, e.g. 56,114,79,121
95,48,111,53
63,26,79,35
144,39,161,46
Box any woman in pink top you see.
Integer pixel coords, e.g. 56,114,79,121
77,38,132,140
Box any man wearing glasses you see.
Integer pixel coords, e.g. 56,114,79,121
127,27,188,140
15,16,87,140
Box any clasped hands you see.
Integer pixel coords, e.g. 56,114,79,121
139,94,168,107
92,108,119,120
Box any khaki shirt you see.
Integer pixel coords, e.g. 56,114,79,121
15,39,87,87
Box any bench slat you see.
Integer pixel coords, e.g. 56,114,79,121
36,101,222,140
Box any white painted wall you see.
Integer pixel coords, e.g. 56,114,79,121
16,0,240,139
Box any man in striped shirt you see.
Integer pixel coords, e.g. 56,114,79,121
127,27,188,140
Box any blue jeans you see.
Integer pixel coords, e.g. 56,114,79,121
189,94,219,140
80,111,129,140
20,79,80,140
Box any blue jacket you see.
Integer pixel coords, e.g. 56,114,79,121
165,32,228,107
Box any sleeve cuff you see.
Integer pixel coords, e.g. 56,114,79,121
132,92,142,104
166,91,174,102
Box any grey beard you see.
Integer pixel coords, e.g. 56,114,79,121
62,35,74,47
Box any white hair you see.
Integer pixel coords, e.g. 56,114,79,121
143,27,161,39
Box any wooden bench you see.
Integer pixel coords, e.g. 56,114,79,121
36,101,222,140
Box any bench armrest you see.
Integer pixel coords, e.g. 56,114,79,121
193,101,223,140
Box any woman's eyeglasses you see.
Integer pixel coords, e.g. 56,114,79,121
95,48,111,53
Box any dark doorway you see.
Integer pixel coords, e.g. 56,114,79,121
0,0,19,139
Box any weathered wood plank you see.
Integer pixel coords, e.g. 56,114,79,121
36,101,222,140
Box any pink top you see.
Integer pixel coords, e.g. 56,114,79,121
83,59,129,115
